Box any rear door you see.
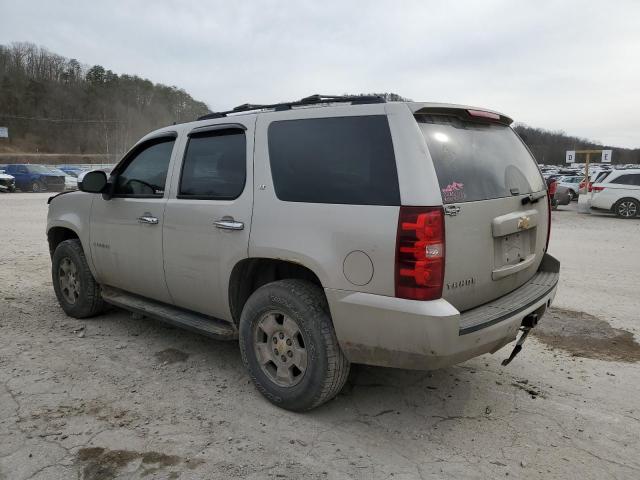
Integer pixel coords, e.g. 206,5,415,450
162,119,255,320
416,110,548,311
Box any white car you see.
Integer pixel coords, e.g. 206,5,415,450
46,167,78,190
591,168,640,218
0,169,16,192
557,175,582,200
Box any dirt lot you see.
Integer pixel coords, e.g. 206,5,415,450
1,194,639,480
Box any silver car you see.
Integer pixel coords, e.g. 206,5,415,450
47,95,559,411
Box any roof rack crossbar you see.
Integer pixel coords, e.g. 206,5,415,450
197,94,385,120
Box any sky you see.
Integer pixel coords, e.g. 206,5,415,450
1,0,639,148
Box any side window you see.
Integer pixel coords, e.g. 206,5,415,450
114,138,175,196
612,174,637,186
267,116,400,205
179,129,246,199
627,174,640,186
18,166,28,174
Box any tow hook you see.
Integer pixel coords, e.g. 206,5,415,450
501,313,538,366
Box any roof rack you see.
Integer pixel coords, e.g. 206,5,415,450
197,94,385,121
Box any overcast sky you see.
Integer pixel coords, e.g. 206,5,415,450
1,0,638,148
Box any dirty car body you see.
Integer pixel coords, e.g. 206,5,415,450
47,96,560,410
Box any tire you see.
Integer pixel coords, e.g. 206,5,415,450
31,181,44,192
613,198,639,219
239,279,350,411
568,190,575,202
52,239,105,318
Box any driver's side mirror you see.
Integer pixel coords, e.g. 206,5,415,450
79,170,108,193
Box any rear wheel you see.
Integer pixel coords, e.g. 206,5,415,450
239,279,350,411
52,239,105,318
567,189,575,201
614,198,639,218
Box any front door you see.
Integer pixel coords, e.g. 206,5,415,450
90,135,178,304
163,120,255,320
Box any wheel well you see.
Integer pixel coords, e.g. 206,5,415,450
47,227,79,257
615,197,639,204
228,258,323,327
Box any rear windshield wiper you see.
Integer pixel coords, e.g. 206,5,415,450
521,191,546,205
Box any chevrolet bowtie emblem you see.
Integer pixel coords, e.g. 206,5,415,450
517,216,531,230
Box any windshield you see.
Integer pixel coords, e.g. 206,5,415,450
417,115,545,204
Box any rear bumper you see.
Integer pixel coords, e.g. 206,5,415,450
327,253,559,370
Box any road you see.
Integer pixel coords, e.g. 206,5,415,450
0,194,638,479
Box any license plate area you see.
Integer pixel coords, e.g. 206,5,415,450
494,229,536,269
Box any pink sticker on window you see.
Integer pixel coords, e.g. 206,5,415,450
441,182,465,202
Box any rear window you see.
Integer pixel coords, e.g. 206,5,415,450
417,115,545,203
268,116,400,205
593,171,611,183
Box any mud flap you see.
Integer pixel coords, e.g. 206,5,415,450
501,327,531,366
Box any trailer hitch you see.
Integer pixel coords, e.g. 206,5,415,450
501,327,531,366
501,313,539,366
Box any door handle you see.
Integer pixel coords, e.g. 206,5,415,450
137,214,159,225
213,217,244,230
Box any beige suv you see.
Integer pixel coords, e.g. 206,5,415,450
47,95,559,411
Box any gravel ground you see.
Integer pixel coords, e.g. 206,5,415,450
0,194,639,480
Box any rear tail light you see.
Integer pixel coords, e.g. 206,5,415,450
587,183,594,192
467,109,500,120
592,186,605,192
548,180,558,196
395,206,445,301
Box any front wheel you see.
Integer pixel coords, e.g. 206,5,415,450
52,239,105,318
31,181,44,192
239,279,350,411
614,198,639,218
567,190,575,202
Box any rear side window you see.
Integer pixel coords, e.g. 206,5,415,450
267,116,400,205
179,129,246,199
611,174,640,186
417,115,545,203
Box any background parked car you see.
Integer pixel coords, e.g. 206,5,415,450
46,167,78,190
554,185,572,206
2,164,65,192
591,168,640,218
557,175,582,201
57,166,87,178
0,169,16,192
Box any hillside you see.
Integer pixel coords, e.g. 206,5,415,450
1,43,637,166
513,124,639,165
0,42,209,157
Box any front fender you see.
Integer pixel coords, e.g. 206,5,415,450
47,192,97,277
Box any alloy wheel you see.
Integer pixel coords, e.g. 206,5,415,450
58,257,80,304
618,201,637,218
253,311,308,387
